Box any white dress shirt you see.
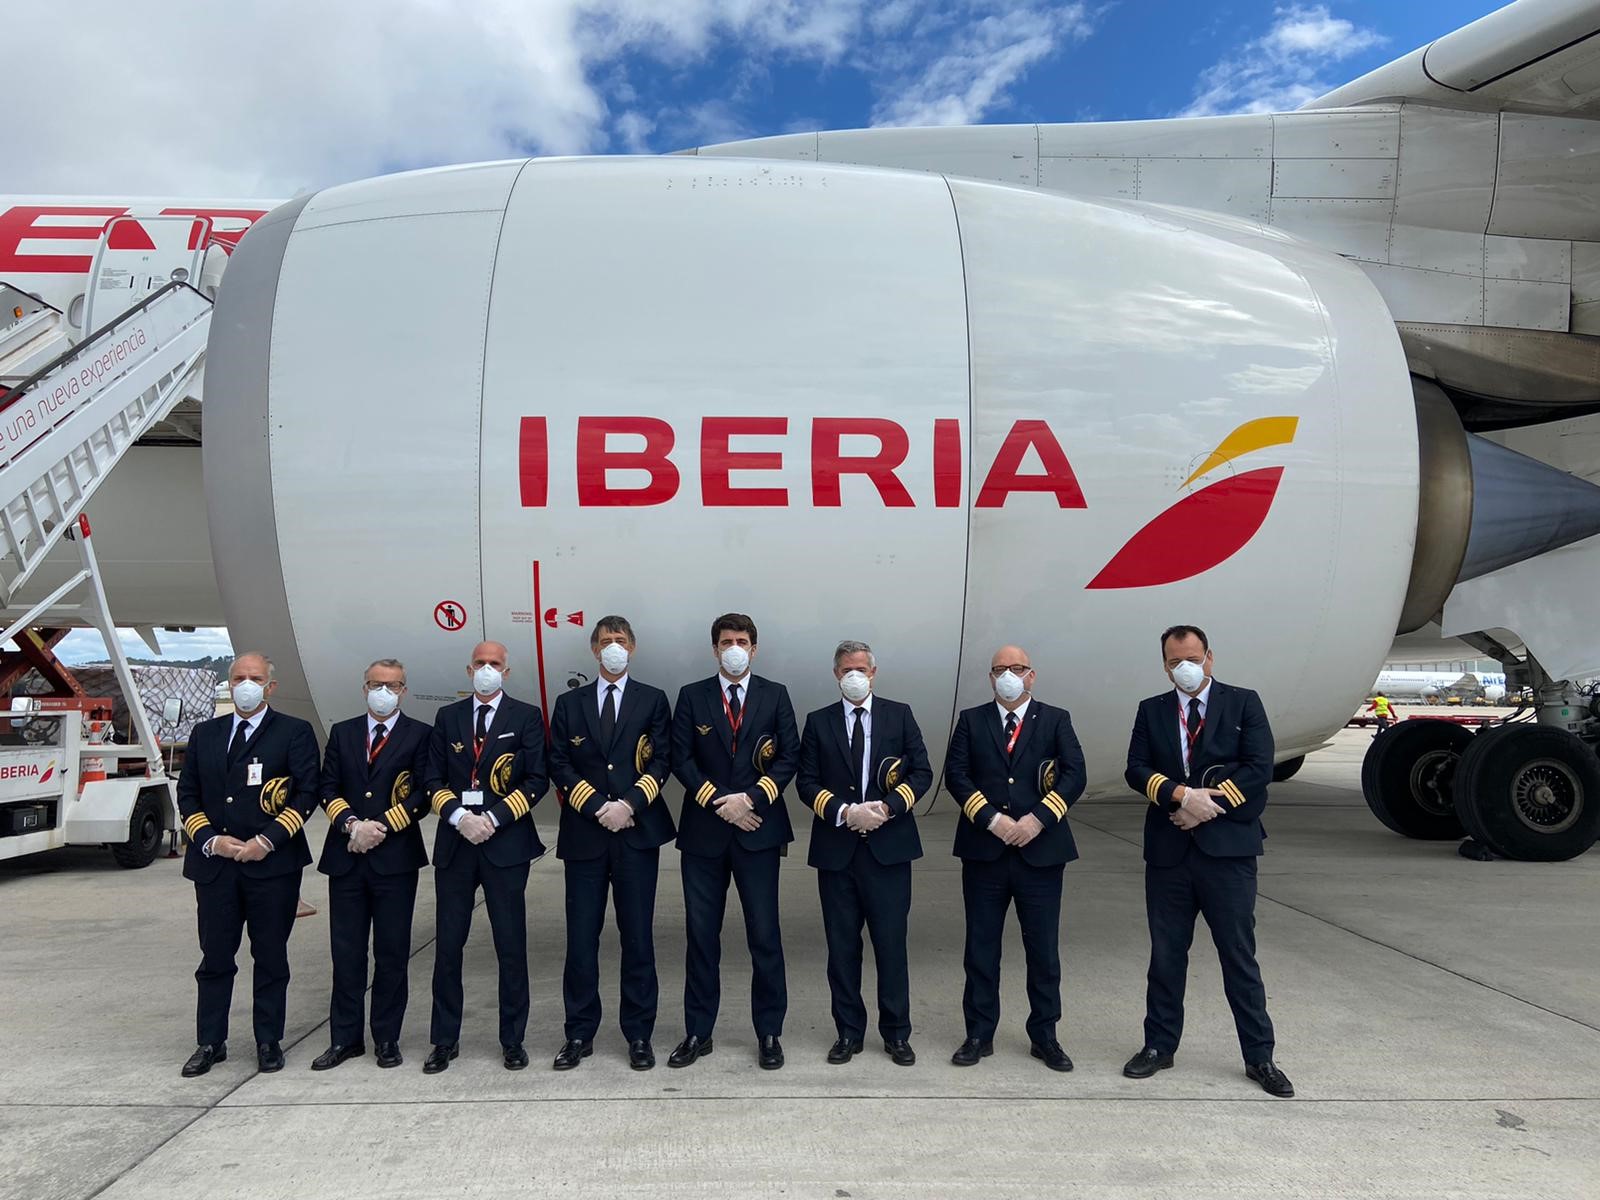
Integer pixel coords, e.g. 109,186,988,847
366,711,394,752
230,707,267,745
1174,682,1212,774
719,673,749,711
838,694,874,824
473,692,502,734
450,693,504,827
598,673,629,714
987,699,1031,829
994,697,1032,733
205,708,269,855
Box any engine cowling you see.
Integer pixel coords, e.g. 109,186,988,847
206,157,1418,792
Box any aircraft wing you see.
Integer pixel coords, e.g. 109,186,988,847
1304,0,1600,115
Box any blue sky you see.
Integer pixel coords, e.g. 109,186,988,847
26,1,1504,664
12,2,1511,196
594,2,1510,152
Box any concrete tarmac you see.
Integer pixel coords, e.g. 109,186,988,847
2,727,1596,1199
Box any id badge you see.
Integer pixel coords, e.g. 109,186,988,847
247,761,263,786
462,790,485,808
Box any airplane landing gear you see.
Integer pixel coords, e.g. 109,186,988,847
1360,719,1470,839
1452,724,1600,861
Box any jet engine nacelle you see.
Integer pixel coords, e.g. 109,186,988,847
205,157,1420,795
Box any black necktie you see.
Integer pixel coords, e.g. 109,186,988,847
475,704,490,755
851,706,866,794
1186,697,1203,761
369,723,387,764
1004,711,1018,754
228,719,249,764
601,684,618,746
728,684,742,724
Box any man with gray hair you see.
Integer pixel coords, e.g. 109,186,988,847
796,640,932,1066
176,652,320,1077
310,658,433,1071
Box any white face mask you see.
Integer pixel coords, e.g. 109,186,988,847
366,685,400,718
1171,659,1207,694
719,645,751,678
472,664,503,697
599,643,630,675
839,670,872,703
232,679,265,713
993,669,1027,704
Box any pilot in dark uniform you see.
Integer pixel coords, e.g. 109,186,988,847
943,645,1085,1072
1122,624,1293,1097
796,640,932,1067
311,658,431,1071
668,612,799,1070
422,641,548,1073
177,652,320,1077
548,616,675,1072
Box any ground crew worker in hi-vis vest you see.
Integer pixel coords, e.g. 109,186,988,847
1368,694,1395,734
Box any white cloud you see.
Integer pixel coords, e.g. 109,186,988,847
2,1,1103,197
613,110,657,153
54,627,234,666
1179,4,1386,117
871,4,1096,127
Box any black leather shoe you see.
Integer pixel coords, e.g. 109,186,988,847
552,1039,592,1070
257,1042,285,1072
628,1040,655,1071
951,1038,993,1067
827,1037,864,1064
503,1043,529,1070
758,1035,784,1070
181,1044,226,1077
375,1042,403,1069
422,1043,458,1074
1122,1047,1174,1079
883,1039,916,1066
311,1042,365,1071
667,1035,713,1068
1030,1039,1073,1072
1246,1059,1295,1097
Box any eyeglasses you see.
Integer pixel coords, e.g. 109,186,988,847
365,683,405,692
989,665,1032,678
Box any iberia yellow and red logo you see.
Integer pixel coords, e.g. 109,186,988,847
1086,416,1298,590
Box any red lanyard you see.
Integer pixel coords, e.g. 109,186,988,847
1178,697,1204,760
471,707,488,787
1005,712,1023,753
720,684,744,751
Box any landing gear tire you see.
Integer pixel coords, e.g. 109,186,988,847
1360,719,1470,839
1453,724,1600,862
110,791,165,869
1271,756,1305,783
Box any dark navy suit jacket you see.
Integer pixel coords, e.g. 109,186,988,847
177,708,321,883
317,711,431,876
796,696,931,870
549,678,676,859
944,699,1086,867
424,694,548,869
671,674,798,857
1123,679,1273,867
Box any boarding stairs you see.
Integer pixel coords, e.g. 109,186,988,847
0,284,70,387
0,215,223,795
0,215,218,606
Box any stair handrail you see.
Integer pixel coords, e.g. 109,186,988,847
0,279,209,416
0,282,63,316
